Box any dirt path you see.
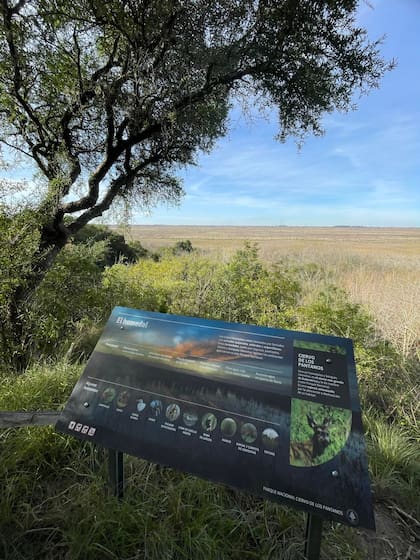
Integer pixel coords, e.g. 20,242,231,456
355,503,420,560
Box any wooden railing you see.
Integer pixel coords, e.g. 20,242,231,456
0,411,59,428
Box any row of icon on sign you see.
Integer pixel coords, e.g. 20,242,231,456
98,386,280,448
67,421,96,436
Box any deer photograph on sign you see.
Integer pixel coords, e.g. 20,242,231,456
289,403,353,467
56,307,375,530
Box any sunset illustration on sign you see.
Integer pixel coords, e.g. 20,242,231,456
99,334,260,372
96,318,289,386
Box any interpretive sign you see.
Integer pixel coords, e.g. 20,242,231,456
56,307,375,529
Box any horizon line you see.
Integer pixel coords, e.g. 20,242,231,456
106,224,420,229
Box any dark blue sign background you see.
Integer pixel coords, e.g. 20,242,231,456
56,307,375,529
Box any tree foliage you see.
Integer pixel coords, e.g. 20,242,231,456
0,208,41,367
0,0,392,369
0,0,391,240
72,223,149,267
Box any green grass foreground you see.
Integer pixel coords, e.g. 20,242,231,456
0,360,418,560
1,243,419,559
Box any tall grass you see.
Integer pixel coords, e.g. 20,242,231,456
363,412,420,512
1,235,419,559
124,226,420,360
1,361,361,559
339,263,419,359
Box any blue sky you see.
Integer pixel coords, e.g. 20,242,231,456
135,0,420,227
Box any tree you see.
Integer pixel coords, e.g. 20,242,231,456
0,0,391,369
72,223,149,267
172,239,193,255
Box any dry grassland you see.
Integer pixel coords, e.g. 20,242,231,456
113,225,420,356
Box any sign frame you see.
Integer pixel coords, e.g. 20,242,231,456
56,307,375,533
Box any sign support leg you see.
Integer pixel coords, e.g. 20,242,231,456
108,448,124,500
304,513,323,560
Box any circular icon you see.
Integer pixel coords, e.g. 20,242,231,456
262,428,279,449
116,390,130,408
201,412,217,432
137,398,147,413
183,410,198,427
166,403,181,422
346,509,359,526
100,387,116,404
150,399,163,416
241,422,258,444
220,417,237,438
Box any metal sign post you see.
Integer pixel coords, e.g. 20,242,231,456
108,449,124,500
304,513,323,560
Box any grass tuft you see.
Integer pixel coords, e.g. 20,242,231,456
364,412,420,514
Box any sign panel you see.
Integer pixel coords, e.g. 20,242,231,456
56,307,375,529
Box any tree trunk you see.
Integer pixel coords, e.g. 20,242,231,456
4,226,69,373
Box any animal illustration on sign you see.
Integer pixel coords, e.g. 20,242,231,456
290,414,332,466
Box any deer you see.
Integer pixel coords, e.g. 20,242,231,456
290,414,332,466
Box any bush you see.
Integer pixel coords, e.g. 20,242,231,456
297,286,375,343
173,239,194,254
29,243,105,359
0,208,42,371
102,243,302,330
72,224,149,267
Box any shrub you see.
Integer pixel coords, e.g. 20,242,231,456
28,243,105,359
297,286,375,343
101,243,302,330
72,224,149,267
0,208,41,371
